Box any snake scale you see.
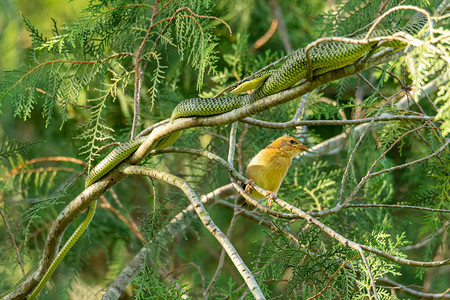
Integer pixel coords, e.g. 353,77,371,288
2,11,426,299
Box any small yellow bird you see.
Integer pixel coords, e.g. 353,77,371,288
236,136,308,209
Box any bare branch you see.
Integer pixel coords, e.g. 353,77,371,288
120,164,266,300
376,277,450,299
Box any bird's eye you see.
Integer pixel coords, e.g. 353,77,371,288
290,139,295,144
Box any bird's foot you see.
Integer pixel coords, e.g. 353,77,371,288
265,191,275,207
244,179,255,193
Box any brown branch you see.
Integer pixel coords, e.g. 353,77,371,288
29,87,93,109
377,0,391,16
7,167,79,179
98,196,144,241
8,156,85,174
152,6,232,38
307,254,361,300
252,19,278,50
9,53,135,92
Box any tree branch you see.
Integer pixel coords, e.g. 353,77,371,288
120,164,266,300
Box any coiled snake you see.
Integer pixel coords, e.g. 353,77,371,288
2,11,427,299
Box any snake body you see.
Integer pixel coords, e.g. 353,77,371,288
172,12,426,120
84,130,182,188
2,12,426,299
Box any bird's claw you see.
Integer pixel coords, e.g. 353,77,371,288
244,179,255,193
265,191,275,207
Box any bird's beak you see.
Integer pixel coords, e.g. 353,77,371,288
295,144,308,151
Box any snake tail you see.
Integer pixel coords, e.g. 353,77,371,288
27,131,180,297
26,200,97,299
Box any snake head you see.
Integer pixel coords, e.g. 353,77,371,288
170,104,183,122
231,72,272,94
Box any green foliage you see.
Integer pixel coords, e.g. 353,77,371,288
353,228,408,300
435,72,450,135
281,160,342,210
0,139,40,165
76,80,118,166
319,0,430,36
134,264,190,300
253,226,360,299
133,210,191,299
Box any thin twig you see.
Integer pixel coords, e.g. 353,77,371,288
342,204,450,214
307,254,361,300
357,246,379,300
369,139,450,177
236,124,248,174
131,1,161,139
343,128,448,205
292,93,309,121
400,227,446,251
241,115,435,129
338,88,399,204
32,87,93,109
98,196,144,241
376,277,450,299
228,123,239,164
9,53,135,92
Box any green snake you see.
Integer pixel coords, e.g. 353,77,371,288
2,11,426,299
